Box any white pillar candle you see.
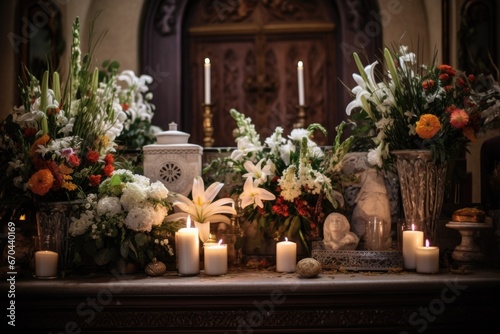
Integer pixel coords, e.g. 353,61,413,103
416,239,439,274
35,250,58,278
176,216,200,275
204,240,227,276
204,58,211,104
402,224,424,270
276,237,297,272
297,61,305,106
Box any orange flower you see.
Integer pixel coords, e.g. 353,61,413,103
28,169,54,196
462,127,476,142
59,163,74,175
449,109,469,129
415,114,441,139
29,134,50,157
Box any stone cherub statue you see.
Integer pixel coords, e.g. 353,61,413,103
323,212,359,250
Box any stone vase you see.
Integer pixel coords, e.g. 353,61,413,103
393,150,448,245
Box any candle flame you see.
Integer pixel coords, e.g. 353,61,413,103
218,239,223,246
411,223,415,231
425,239,430,247
285,237,288,242
186,215,191,228
204,58,210,64
297,61,303,68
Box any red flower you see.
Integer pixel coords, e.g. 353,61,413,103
438,64,456,76
88,174,102,187
67,154,81,167
104,153,114,165
445,105,457,113
422,79,434,90
439,73,450,82
23,127,37,137
456,78,466,87
449,109,469,129
121,103,129,111
103,164,114,177
468,74,476,83
86,150,100,163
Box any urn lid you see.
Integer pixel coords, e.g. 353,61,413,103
155,122,190,144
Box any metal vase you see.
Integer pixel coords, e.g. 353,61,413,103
393,150,448,245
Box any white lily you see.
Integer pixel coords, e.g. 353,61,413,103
242,159,274,186
166,176,235,242
239,177,276,209
345,59,380,116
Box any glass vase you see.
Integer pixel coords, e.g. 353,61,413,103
36,200,82,276
393,150,448,245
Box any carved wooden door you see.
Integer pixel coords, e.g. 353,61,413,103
186,0,337,147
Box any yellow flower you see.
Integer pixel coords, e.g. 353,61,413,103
28,169,54,195
415,114,441,139
62,181,78,191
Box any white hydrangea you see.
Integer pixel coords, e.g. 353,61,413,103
132,173,152,187
152,205,168,226
69,210,97,236
120,182,148,211
147,181,169,200
124,206,155,232
96,196,122,216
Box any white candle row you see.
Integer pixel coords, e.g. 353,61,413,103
203,59,306,106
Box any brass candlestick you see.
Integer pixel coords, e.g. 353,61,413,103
202,103,214,147
293,105,308,129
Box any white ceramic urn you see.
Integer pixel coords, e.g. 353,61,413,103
143,122,202,196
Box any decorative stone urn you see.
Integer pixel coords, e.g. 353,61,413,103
143,122,202,195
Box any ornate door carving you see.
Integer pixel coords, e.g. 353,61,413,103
186,0,337,146
141,0,382,145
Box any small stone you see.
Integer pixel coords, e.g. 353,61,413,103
296,258,322,278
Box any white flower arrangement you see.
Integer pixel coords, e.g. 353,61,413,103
204,109,352,255
69,169,180,267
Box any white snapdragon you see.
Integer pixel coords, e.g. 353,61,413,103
264,127,286,156
278,165,301,201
